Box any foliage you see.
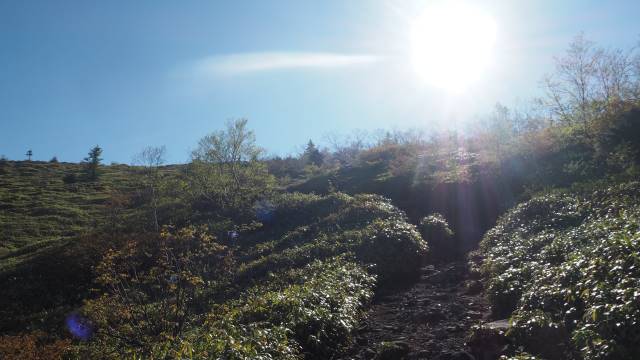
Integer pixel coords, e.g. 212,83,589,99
480,182,640,359
81,226,233,357
303,140,324,167
78,252,374,359
223,257,375,358
66,192,415,358
188,118,276,221
0,331,71,360
238,192,427,285
419,213,457,261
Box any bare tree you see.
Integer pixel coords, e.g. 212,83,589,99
594,45,639,106
540,33,600,131
540,33,640,135
133,145,167,231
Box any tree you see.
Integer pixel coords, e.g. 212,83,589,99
83,145,103,181
82,226,233,357
188,119,275,219
302,140,324,166
49,156,58,163
486,103,514,161
540,33,640,135
133,146,167,231
25,149,32,161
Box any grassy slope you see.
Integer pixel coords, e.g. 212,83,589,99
0,161,133,269
0,161,189,272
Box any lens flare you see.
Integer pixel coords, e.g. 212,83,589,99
65,313,92,340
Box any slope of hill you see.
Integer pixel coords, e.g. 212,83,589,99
1,105,640,359
478,181,640,359
0,188,429,359
0,160,186,271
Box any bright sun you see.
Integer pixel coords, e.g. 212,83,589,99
410,2,497,92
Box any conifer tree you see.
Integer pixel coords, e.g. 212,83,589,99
83,145,103,180
303,140,324,166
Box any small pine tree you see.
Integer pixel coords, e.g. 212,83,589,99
83,145,103,181
303,140,324,166
26,149,33,161
50,156,58,163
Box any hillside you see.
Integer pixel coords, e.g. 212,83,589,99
477,181,640,359
1,105,640,359
0,160,188,271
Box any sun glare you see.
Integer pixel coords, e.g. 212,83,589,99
410,2,497,92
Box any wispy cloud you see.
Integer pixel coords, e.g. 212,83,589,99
187,51,379,76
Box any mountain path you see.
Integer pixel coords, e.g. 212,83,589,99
338,261,490,360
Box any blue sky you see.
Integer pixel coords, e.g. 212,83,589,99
1,0,639,163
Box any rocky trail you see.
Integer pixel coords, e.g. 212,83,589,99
339,261,491,360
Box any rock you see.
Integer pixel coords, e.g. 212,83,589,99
376,341,411,360
464,280,483,295
467,320,510,360
419,308,447,324
484,319,509,332
466,310,484,319
433,328,448,339
363,347,377,359
431,293,449,300
382,324,399,332
449,302,466,313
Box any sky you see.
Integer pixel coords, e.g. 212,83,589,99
1,0,639,164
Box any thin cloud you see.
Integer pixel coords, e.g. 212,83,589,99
188,51,379,76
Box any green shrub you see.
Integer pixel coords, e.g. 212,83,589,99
238,193,426,286
357,219,427,283
62,173,77,184
480,182,640,359
231,257,375,358
419,213,456,261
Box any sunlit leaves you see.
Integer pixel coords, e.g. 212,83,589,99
480,181,640,359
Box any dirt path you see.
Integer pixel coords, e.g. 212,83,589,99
339,261,490,360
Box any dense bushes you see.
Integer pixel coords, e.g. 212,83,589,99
480,182,640,359
70,192,424,358
78,256,374,359
80,226,234,357
238,192,428,285
0,331,71,360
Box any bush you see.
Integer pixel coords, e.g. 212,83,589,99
238,193,427,285
0,331,71,360
480,182,640,359
62,173,77,184
419,213,456,261
80,226,234,357
357,218,427,283
230,257,375,358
